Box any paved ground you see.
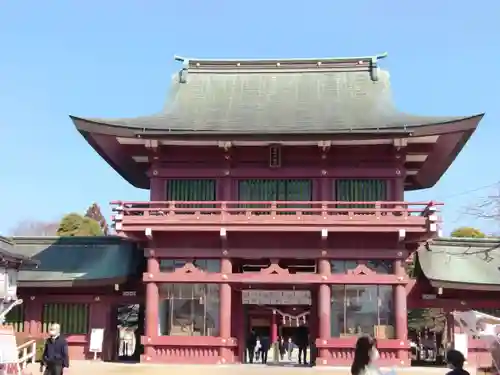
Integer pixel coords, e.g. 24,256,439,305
23,361,474,375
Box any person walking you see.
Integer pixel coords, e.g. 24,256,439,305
446,349,470,375
286,337,295,361
350,335,379,375
41,323,69,375
259,336,269,364
295,324,309,365
246,329,257,363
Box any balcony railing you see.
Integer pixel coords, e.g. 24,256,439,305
111,201,441,234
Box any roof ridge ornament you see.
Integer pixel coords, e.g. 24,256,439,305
174,53,388,79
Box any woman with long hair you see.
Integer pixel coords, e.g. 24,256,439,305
351,335,380,375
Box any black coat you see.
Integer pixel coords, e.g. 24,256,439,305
42,336,69,368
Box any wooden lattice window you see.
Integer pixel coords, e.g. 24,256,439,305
42,303,89,334
4,304,24,332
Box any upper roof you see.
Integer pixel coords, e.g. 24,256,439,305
9,236,139,287
417,237,500,291
71,53,484,189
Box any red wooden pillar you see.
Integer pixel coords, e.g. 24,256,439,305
271,310,278,343
23,297,42,336
309,288,318,348
232,289,245,362
219,257,232,363
145,257,160,360
394,259,408,365
149,176,165,201
318,259,331,362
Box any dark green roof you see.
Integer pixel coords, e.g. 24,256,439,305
72,54,477,136
417,237,500,289
10,236,139,287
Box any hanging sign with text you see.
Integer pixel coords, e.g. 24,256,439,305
242,290,311,305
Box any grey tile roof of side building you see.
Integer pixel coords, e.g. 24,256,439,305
10,236,139,286
0,236,38,266
71,54,480,136
417,237,500,287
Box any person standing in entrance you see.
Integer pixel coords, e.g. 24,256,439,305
295,324,309,365
246,329,257,363
41,323,69,375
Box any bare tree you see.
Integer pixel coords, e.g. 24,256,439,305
465,184,500,235
10,220,59,236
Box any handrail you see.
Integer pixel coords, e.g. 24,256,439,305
111,200,443,217
17,339,37,370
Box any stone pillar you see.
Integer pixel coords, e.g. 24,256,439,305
318,259,331,361
145,257,160,359
219,257,232,363
394,259,408,365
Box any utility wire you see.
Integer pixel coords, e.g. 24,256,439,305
436,181,499,201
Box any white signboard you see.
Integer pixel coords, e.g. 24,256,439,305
0,268,18,300
5,271,17,300
0,326,19,375
89,328,105,353
454,333,468,359
242,290,311,305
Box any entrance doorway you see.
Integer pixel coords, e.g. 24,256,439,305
241,288,316,366
113,304,144,362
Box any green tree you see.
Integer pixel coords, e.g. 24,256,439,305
450,226,486,238
85,203,109,235
56,213,103,237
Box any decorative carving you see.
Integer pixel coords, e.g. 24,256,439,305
347,264,375,276
172,262,205,275
260,263,289,275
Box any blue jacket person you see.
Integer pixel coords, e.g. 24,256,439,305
41,323,69,375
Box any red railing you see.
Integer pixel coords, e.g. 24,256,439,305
110,201,441,233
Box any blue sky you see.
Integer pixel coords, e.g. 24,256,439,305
0,1,498,236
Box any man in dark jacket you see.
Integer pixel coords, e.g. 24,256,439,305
295,325,309,365
246,329,257,363
41,323,69,375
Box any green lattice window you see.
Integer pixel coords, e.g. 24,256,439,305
166,179,216,201
42,303,89,334
166,179,216,211
4,304,24,332
238,179,312,214
335,179,387,209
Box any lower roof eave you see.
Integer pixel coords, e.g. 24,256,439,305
18,276,128,288
430,280,500,292
71,114,484,140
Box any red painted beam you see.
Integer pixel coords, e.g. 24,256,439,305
143,272,408,285
143,335,238,347
145,247,409,260
316,338,410,349
408,298,500,309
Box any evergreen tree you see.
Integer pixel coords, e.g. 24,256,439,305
85,203,109,235
56,213,103,237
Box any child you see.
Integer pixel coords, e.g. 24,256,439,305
446,349,470,375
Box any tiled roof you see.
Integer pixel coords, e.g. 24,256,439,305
72,54,475,136
417,237,500,287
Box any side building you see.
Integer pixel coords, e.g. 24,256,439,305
0,236,38,319
409,237,500,369
3,236,143,361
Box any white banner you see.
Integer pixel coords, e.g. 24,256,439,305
242,290,311,305
454,310,500,370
